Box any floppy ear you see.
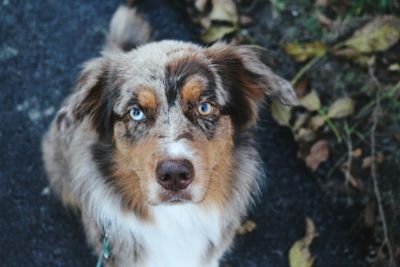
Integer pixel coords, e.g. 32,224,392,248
72,58,114,139
206,43,297,128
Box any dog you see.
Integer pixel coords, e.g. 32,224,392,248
42,3,297,267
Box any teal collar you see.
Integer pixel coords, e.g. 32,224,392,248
95,235,110,267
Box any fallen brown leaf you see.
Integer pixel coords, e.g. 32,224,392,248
239,15,253,26
305,140,329,170
362,156,373,169
362,152,385,169
352,148,363,158
294,77,309,98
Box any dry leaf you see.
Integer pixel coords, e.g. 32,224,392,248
239,15,253,26
195,0,208,12
299,90,321,111
288,218,318,267
271,99,292,126
342,16,400,53
295,128,316,142
304,218,318,245
309,115,325,131
316,11,333,27
293,113,309,131
294,77,309,98
362,156,372,169
209,0,238,24
198,0,239,43
327,97,355,119
333,48,376,66
352,148,363,158
353,55,376,67
388,63,400,71
237,220,257,235
283,41,327,62
362,153,385,169
201,25,237,42
306,140,329,170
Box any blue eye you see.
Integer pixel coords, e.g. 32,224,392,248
197,102,213,116
129,106,145,121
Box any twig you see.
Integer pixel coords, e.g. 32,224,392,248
326,153,347,180
368,64,394,266
344,122,354,186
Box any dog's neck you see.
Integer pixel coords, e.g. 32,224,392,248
89,185,223,267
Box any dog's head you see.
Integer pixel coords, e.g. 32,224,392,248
73,41,296,216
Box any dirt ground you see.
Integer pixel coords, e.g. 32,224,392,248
0,0,372,266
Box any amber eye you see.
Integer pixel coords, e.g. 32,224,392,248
197,102,213,116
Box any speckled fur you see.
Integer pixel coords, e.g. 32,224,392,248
42,4,296,267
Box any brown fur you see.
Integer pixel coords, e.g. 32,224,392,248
137,87,157,110
181,78,205,104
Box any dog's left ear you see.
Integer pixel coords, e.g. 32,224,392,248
206,43,297,128
72,58,114,139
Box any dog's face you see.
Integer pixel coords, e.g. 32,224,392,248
74,41,296,215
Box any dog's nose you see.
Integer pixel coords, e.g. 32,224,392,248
156,159,194,191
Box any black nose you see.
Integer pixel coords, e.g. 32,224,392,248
156,159,194,191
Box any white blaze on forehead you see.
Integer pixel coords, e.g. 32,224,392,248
166,141,193,158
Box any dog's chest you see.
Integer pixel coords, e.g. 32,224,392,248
118,205,222,267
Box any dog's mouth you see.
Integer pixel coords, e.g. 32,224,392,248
158,190,193,204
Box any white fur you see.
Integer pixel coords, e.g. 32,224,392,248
88,180,222,267
166,141,193,158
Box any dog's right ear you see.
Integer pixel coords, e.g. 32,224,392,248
72,58,114,138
